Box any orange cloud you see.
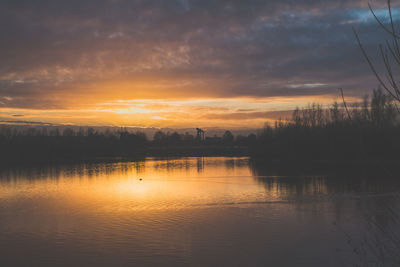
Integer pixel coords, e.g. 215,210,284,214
0,95,361,128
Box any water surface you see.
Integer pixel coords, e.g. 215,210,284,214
0,157,399,266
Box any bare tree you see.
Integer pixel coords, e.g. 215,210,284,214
354,0,400,107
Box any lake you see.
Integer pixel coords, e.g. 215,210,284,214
0,157,399,266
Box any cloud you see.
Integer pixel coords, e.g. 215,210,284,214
201,110,294,121
0,120,54,126
0,0,396,119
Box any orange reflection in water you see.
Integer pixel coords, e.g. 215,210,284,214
0,157,268,213
1,157,392,266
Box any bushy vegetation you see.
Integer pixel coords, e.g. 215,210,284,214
252,88,400,161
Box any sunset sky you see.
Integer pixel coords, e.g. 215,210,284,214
0,0,396,128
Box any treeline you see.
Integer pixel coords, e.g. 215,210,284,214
252,88,400,161
152,130,256,146
1,88,399,163
0,126,255,163
0,128,148,162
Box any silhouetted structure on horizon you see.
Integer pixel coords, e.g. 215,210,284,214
0,88,399,164
196,128,205,142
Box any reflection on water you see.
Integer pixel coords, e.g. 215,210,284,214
0,157,399,266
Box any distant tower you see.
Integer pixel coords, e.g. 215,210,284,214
196,128,205,142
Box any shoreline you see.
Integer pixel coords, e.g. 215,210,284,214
1,150,400,176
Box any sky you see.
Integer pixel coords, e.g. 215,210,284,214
0,0,398,129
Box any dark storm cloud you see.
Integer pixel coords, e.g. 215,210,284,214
0,0,398,108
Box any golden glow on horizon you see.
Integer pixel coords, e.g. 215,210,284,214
0,95,361,128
